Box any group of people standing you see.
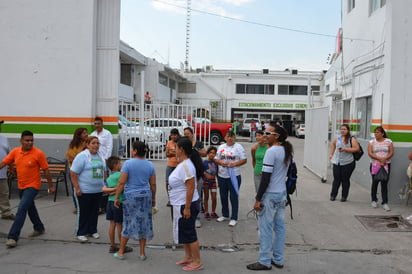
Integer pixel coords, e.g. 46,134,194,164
3,116,410,271
329,124,394,211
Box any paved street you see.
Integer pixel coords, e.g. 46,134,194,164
1,137,412,274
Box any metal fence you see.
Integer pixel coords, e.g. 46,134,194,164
118,101,212,160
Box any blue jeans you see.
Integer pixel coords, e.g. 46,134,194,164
217,175,241,220
257,192,287,267
8,187,44,241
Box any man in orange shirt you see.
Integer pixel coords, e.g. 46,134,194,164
0,130,55,248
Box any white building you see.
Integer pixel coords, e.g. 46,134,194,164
0,0,185,159
179,67,325,135
325,0,412,203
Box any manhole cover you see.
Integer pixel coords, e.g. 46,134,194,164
355,215,412,232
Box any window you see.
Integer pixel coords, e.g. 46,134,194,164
348,0,355,12
159,73,168,86
236,84,246,94
246,84,264,94
356,96,372,139
370,0,385,14
278,85,307,95
235,84,274,95
169,79,176,89
311,86,320,96
278,85,288,95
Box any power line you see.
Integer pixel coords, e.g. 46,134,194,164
152,0,374,43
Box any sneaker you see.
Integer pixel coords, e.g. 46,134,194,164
228,220,237,227
77,235,88,242
195,219,202,228
91,233,100,239
216,216,228,222
5,239,17,248
29,230,45,237
210,212,219,218
329,196,336,201
204,212,210,219
1,214,15,220
371,201,378,208
246,262,272,271
382,204,391,211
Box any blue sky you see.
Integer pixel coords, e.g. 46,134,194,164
120,0,341,71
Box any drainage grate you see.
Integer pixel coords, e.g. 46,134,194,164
355,215,412,232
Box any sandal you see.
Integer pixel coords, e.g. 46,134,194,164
113,252,125,260
124,246,133,253
109,246,119,253
176,259,192,266
182,264,204,271
139,255,147,261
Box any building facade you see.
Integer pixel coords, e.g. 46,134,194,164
325,0,412,203
179,67,324,134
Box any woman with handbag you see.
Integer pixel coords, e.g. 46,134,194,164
329,124,360,202
367,126,394,211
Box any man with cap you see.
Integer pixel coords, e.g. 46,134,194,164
0,120,15,220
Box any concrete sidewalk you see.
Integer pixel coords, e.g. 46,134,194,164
1,137,412,273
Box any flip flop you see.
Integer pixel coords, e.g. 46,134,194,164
182,264,204,271
113,253,125,260
176,259,192,266
124,246,133,253
139,255,147,261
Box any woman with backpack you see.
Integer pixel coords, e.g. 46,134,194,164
329,124,360,202
247,123,293,271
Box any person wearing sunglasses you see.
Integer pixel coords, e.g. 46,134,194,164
247,123,293,271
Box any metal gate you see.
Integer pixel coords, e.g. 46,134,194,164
303,106,329,182
119,101,212,160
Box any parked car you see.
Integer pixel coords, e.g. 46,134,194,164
118,115,165,157
239,118,254,136
295,124,305,138
143,118,191,138
192,118,233,145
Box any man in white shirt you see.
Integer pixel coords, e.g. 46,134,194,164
90,117,113,160
90,117,113,214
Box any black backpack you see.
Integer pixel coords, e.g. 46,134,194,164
285,160,298,219
349,136,364,161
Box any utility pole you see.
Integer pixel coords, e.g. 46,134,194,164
185,0,191,72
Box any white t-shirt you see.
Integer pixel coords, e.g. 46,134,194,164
215,142,247,178
168,159,199,206
91,128,113,160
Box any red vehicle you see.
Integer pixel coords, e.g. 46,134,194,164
192,117,232,145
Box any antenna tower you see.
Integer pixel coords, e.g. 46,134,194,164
185,0,191,72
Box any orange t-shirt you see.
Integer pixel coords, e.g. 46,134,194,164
166,140,178,167
3,146,48,190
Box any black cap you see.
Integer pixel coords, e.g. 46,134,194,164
0,120,4,124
